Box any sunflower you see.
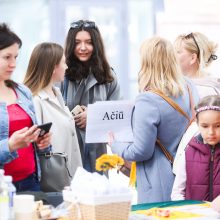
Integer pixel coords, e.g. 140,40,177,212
96,154,124,172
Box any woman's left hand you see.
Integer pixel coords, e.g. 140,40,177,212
74,106,87,129
36,132,51,149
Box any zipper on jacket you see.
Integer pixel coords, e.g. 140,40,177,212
209,146,215,201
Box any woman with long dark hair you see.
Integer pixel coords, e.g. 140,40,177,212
61,20,121,172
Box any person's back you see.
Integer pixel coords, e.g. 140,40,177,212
109,36,199,203
132,86,197,203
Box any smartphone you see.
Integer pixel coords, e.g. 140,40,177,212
37,122,52,137
71,105,84,116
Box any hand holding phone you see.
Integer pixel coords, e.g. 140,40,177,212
71,105,84,116
37,122,52,137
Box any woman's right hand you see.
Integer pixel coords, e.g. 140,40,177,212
108,131,115,146
8,125,41,152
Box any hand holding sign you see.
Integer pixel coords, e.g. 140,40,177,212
85,101,134,143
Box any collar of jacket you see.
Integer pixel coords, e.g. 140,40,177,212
84,73,98,93
37,86,65,108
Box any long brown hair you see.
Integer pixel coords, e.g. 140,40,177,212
24,42,63,95
65,20,113,83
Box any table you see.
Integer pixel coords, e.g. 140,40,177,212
130,200,220,220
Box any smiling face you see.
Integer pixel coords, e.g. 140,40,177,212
74,30,93,62
0,43,19,82
197,110,220,146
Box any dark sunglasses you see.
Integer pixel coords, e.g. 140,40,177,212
70,20,97,30
185,33,200,59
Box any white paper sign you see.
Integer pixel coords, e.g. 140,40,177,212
85,101,134,143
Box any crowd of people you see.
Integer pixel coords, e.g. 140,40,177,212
0,20,220,205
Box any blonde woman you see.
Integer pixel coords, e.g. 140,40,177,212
24,43,82,191
174,32,219,97
109,37,199,203
173,33,219,174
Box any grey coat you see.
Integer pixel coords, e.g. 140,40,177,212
111,81,199,204
61,72,121,171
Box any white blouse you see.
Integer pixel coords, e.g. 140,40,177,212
171,153,186,200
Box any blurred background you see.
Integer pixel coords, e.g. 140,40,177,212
0,0,220,100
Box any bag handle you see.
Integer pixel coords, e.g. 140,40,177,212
38,151,68,158
149,86,195,164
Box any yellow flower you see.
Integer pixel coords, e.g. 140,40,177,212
96,154,124,172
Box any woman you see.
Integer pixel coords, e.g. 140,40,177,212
24,42,82,190
174,32,219,97
173,32,219,174
0,23,50,192
109,37,199,203
61,20,121,172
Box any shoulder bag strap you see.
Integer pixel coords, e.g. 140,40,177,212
150,90,190,121
149,87,195,164
156,139,174,164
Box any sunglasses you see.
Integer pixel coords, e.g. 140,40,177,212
70,20,97,30
185,33,200,59
207,54,218,63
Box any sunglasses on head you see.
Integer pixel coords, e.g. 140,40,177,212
185,33,200,59
207,54,218,63
70,20,97,30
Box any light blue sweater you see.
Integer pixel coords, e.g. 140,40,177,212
111,81,199,204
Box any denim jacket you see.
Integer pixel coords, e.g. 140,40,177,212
0,83,48,179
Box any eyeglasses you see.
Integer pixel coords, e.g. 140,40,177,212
185,33,200,59
70,20,97,30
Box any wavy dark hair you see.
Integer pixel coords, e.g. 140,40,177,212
65,20,113,83
0,23,22,88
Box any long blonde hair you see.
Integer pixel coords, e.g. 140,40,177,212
24,42,63,95
174,32,218,77
138,36,185,97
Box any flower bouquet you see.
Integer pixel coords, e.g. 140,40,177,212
96,154,124,172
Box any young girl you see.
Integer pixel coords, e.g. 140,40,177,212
172,95,220,201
